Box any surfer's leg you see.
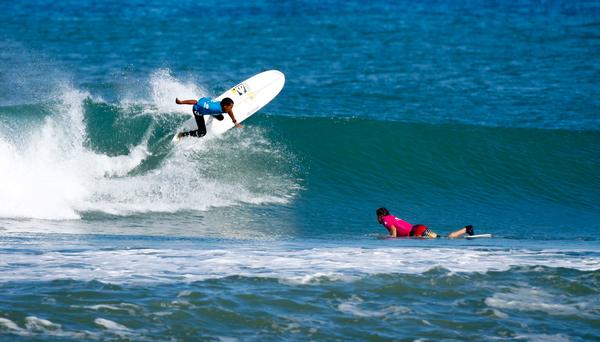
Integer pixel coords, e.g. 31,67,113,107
180,114,207,138
189,113,207,137
448,225,474,238
424,230,439,238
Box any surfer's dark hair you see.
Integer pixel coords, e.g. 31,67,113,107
376,207,390,217
220,97,234,107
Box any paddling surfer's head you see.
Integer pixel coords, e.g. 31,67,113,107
220,97,234,112
376,207,390,223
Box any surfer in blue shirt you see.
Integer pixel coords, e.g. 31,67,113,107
174,97,242,139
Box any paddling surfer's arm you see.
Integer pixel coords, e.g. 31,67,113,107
388,225,398,238
225,108,243,128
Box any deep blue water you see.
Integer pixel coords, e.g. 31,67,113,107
1,0,599,340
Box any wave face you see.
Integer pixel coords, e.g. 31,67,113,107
269,116,600,238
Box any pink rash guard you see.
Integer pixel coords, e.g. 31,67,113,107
380,215,413,237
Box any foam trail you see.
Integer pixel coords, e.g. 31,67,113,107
81,130,295,216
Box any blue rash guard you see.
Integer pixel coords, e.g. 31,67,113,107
193,97,223,115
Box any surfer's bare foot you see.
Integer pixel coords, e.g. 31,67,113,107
175,98,181,104
465,225,474,236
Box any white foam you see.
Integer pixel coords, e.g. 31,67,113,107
79,133,294,217
337,295,410,318
87,304,124,311
485,287,598,318
0,316,88,339
94,318,130,332
79,303,141,316
25,316,61,331
490,309,508,319
120,68,206,116
149,69,207,115
0,86,150,220
217,337,239,342
0,317,22,332
0,244,597,284
513,333,571,342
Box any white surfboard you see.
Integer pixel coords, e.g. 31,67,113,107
465,234,492,239
173,70,285,141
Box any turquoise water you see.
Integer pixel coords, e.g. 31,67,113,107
1,0,599,340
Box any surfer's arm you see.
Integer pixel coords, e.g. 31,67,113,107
175,98,197,105
226,110,243,128
388,225,398,238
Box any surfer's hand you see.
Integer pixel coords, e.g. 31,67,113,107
235,123,243,128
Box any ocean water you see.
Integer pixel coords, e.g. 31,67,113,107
1,0,599,340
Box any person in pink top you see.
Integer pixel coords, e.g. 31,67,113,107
376,207,474,239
